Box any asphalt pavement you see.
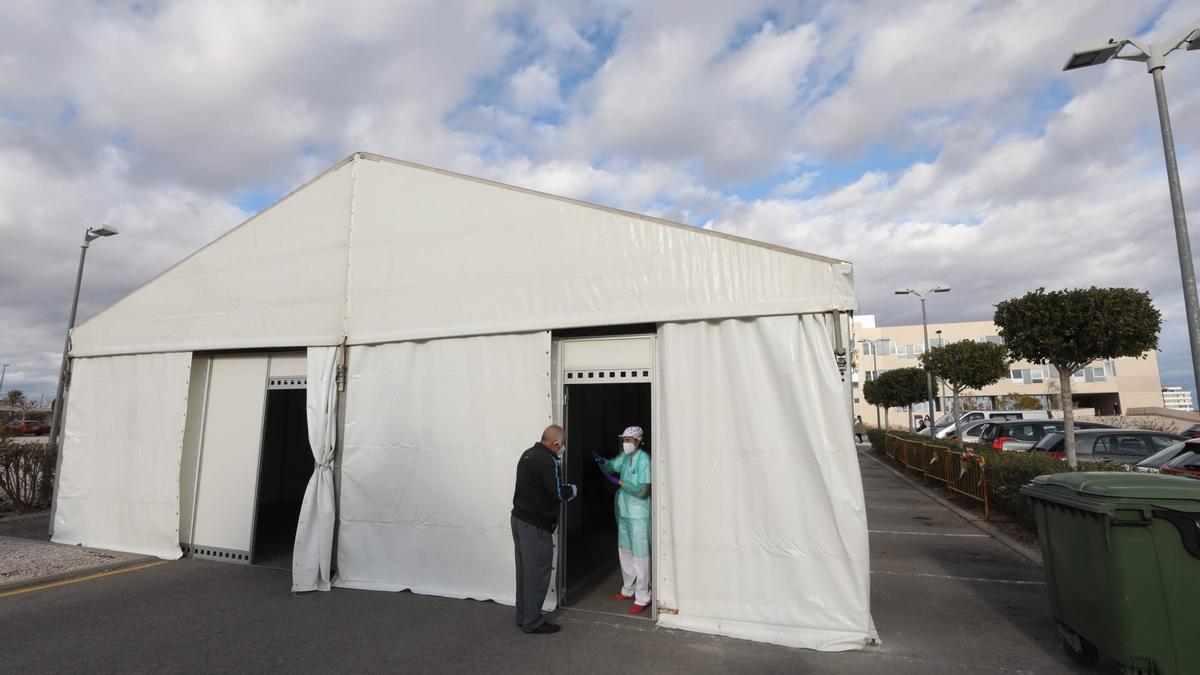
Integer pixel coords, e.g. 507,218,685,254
0,449,1111,674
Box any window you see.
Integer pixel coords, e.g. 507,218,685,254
1011,368,1025,384
875,340,893,356
1098,435,1151,457
1149,436,1178,450
1009,425,1039,441
964,412,983,422
983,335,1004,345
860,341,874,356
1030,367,1045,384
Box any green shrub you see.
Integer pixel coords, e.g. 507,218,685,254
0,434,55,512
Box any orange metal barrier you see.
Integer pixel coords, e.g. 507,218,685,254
882,433,989,519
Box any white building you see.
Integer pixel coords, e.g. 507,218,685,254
1162,386,1195,412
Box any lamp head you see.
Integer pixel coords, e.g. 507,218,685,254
1063,39,1125,71
933,286,951,293
895,289,913,296
88,224,119,238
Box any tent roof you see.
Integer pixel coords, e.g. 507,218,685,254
71,152,856,357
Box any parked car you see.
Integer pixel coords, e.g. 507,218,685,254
1160,449,1200,478
1134,439,1200,473
977,420,1115,452
1030,429,1186,466
931,409,1052,438
1179,424,1200,439
942,420,992,444
5,419,50,435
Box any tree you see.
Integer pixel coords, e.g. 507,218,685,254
4,390,31,421
994,287,1161,468
873,367,929,431
862,378,886,429
995,393,1043,410
920,341,1010,446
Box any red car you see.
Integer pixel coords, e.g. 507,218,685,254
1161,450,1200,479
5,420,50,435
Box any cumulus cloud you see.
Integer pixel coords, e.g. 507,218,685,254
2,0,1199,403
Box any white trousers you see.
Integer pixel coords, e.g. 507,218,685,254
618,548,651,606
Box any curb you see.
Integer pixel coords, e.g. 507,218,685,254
857,446,1044,568
0,552,160,595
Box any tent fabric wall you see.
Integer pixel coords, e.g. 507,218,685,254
67,153,854,360
656,315,873,650
335,331,552,602
345,155,855,346
292,346,340,592
52,352,193,559
69,159,355,357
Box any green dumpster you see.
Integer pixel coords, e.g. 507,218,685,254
1020,472,1200,674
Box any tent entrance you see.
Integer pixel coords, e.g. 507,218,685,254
179,352,306,565
554,331,655,619
250,385,313,570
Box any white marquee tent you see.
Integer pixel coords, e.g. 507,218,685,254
51,153,874,650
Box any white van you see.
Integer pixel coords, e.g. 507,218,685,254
931,409,1051,438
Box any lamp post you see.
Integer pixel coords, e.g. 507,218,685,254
0,363,9,396
47,225,119,452
935,330,947,412
1064,27,1200,401
896,286,950,433
859,337,891,429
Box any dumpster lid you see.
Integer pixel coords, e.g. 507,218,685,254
1026,472,1200,506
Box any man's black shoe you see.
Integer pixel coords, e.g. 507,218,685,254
523,622,561,634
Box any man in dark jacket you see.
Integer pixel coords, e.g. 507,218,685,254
511,425,577,634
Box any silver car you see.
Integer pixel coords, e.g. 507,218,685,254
1031,429,1185,465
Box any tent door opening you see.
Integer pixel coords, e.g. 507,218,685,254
250,382,313,570
554,333,655,620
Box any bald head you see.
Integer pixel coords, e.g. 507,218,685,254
541,425,564,446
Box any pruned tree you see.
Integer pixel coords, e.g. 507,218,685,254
994,287,1161,468
862,378,886,429
920,341,1010,446
874,367,930,431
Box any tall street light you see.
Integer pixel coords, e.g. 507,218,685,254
48,225,119,452
0,363,9,395
1064,27,1200,399
935,330,947,411
858,337,891,430
896,286,950,431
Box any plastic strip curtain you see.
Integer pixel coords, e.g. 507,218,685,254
334,331,551,601
656,314,875,650
292,346,340,592
52,352,193,559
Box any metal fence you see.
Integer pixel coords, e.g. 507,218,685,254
883,433,989,519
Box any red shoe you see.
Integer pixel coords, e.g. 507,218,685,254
628,603,648,615
613,592,633,601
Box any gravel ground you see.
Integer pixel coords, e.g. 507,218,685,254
0,534,144,586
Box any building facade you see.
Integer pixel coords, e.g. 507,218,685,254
1161,386,1194,412
851,315,1164,427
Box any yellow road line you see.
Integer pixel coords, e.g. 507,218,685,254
0,560,169,599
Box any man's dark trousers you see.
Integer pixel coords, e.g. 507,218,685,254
511,514,554,630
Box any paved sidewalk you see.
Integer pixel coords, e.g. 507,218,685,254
0,451,1111,673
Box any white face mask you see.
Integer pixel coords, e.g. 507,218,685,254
622,441,637,454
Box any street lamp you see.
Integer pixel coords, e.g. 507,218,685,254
858,337,891,430
47,225,119,452
935,330,947,411
896,286,950,432
0,363,9,395
1064,27,1200,400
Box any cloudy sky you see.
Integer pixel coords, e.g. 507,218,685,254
2,1,1200,403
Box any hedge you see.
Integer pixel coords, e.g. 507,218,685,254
0,433,56,512
865,428,1124,532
